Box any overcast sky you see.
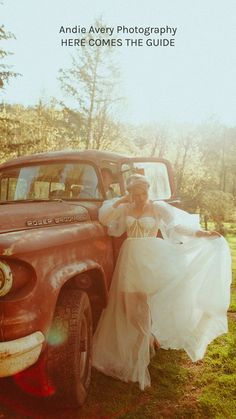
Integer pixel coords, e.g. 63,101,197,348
1,0,236,126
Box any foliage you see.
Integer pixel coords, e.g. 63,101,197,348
200,189,235,232
0,102,70,161
0,24,19,86
128,120,236,219
0,101,131,163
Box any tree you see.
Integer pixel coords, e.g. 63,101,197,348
132,123,170,158
200,189,235,233
0,101,73,161
197,122,236,199
0,24,19,87
58,20,123,149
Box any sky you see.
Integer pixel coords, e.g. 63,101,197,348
1,0,236,126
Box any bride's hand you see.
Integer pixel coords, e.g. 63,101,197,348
196,230,221,238
113,194,132,208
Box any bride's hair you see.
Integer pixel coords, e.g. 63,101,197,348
126,174,150,192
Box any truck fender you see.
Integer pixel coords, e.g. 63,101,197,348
46,258,108,303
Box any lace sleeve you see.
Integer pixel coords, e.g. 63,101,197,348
153,201,200,242
99,199,127,237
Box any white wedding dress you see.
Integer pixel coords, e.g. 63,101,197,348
92,200,232,390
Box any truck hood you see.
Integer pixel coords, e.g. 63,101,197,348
0,201,90,234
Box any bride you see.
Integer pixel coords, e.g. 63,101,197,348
92,174,232,390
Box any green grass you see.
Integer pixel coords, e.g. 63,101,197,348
196,231,236,418
79,227,236,419
228,233,236,313
197,319,236,418
81,351,191,419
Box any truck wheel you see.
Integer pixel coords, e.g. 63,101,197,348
46,289,92,407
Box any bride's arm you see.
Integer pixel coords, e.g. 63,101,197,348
98,196,130,237
153,201,220,239
99,196,130,225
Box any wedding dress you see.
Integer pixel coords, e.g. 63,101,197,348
92,200,232,390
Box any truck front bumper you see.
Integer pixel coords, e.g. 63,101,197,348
0,331,45,377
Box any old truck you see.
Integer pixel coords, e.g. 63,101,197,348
0,150,176,406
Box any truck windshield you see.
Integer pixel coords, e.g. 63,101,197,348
121,161,172,200
0,162,102,201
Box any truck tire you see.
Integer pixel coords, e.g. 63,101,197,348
46,289,92,407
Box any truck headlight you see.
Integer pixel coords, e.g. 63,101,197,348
0,261,13,296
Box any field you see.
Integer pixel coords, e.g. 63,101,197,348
80,232,236,419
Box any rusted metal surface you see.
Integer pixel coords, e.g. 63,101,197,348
0,149,129,170
0,201,90,234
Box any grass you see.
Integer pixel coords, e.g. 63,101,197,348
196,232,236,419
79,226,236,419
